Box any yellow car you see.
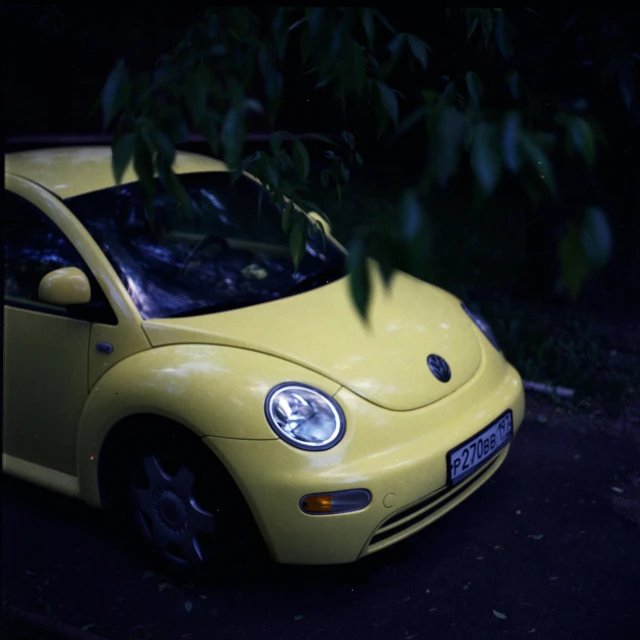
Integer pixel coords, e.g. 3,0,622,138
3,146,525,572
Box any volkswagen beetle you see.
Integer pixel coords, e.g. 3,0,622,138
3,147,525,572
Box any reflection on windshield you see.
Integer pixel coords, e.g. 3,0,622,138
66,172,345,319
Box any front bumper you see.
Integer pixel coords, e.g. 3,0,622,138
204,358,525,565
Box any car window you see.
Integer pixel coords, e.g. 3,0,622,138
66,172,346,320
3,190,118,324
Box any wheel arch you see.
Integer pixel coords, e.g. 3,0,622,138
94,411,267,572
96,413,207,511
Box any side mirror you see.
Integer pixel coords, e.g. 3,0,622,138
307,211,332,236
38,267,91,306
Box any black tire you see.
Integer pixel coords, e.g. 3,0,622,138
107,424,267,580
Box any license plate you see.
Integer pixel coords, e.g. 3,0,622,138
447,410,513,486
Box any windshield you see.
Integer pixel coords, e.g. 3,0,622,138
66,171,345,320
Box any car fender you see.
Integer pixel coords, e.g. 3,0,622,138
76,343,341,507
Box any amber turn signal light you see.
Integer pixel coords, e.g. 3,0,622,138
301,494,334,513
300,489,371,515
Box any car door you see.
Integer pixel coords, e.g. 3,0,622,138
2,189,119,483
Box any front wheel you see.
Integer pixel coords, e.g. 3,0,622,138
130,449,218,570
113,429,264,577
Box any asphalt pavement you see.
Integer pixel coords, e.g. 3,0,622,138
3,417,639,640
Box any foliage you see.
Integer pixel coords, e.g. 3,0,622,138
100,7,628,318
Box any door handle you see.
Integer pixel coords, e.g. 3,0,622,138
96,342,114,354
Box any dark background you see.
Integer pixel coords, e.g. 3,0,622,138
3,4,640,311
2,8,639,639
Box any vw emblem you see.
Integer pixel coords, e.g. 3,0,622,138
427,354,451,382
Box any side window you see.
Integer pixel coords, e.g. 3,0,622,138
3,191,118,324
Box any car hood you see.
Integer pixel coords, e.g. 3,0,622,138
141,265,483,411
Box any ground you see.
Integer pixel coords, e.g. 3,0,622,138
3,383,639,640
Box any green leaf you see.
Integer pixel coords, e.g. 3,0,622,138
371,8,396,34
306,7,325,38
566,116,596,167
271,7,290,60
163,106,190,144
221,107,245,168
495,12,514,59
399,106,428,135
347,237,371,320
102,59,129,129
342,130,356,150
256,154,280,190
320,168,332,187
520,134,556,194
112,133,135,184
481,9,494,49
375,241,396,289
289,216,307,270
377,81,399,127
505,71,520,101
276,150,294,174
310,217,327,249
388,33,405,60
465,71,483,111
470,122,502,194
407,34,428,70
289,16,307,32
502,111,522,173
361,8,375,49
233,151,261,185
355,152,363,165
339,161,350,182
270,132,283,154
200,112,219,156
184,67,207,126
133,136,156,220
258,47,283,102
401,191,423,241
149,128,175,166
282,199,294,234
243,99,263,114
580,206,612,268
434,82,456,109
465,10,481,42
292,140,310,182
157,160,193,217
492,610,507,620
559,222,591,300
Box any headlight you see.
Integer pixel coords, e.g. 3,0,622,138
461,303,501,352
265,383,346,451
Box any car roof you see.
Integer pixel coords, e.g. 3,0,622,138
4,146,229,199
